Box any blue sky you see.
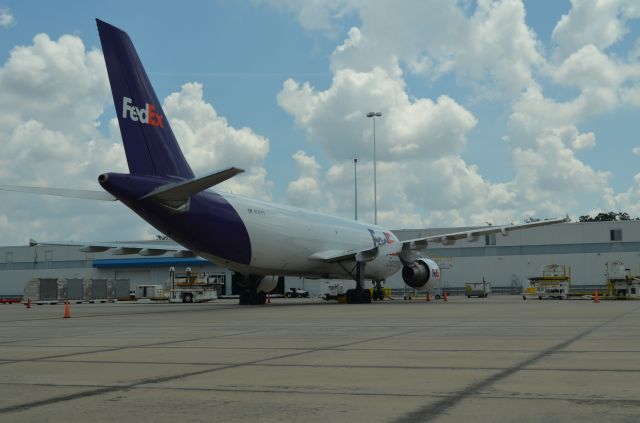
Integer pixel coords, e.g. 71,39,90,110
1,1,640,244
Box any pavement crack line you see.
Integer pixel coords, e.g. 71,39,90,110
0,325,441,414
0,328,265,366
393,304,640,423
0,303,241,324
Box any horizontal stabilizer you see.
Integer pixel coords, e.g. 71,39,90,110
141,167,244,201
0,185,116,201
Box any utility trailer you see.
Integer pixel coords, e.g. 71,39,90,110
465,279,491,298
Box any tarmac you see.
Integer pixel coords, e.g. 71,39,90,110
0,296,639,422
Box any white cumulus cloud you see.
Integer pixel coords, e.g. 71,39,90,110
163,82,272,200
0,7,14,28
278,67,477,162
552,0,640,60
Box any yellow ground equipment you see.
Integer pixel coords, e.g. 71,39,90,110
523,264,570,300
605,261,640,299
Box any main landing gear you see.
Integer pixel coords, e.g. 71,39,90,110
239,290,267,305
345,262,372,304
372,280,385,301
235,274,268,305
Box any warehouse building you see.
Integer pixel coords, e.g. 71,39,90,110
386,220,640,295
1,220,638,297
0,240,233,298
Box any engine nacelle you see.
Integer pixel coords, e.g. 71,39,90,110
401,258,441,289
257,275,279,293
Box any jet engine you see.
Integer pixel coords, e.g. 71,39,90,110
401,258,441,288
257,275,279,293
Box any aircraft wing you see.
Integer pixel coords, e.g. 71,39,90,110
0,185,116,201
309,246,381,263
309,216,569,264
29,239,196,258
401,216,570,250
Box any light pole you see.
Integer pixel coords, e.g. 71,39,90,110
353,157,358,221
366,111,382,224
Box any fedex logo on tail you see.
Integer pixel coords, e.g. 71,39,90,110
122,97,164,128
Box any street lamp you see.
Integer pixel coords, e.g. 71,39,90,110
353,157,358,221
366,111,382,225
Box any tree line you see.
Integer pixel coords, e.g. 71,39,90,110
523,212,639,223
578,212,639,222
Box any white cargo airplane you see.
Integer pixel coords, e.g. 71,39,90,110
0,20,568,304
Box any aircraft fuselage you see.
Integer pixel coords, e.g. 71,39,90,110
99,172,402,281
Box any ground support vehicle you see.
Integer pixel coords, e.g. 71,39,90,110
605,261,640,299
170,285,218,303
322,284,345,301
523,264,570,300
169,267,222,303
465,279,491,298
285,287,309,298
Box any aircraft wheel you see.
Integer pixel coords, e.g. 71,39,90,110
361,289,372,304
183,293,193,303
239,291,250,305
345,289,356,304
257,291,267,305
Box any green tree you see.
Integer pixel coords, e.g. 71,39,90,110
579,212,637,222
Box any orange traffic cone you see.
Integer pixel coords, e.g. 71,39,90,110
25,298,31,309
63,301,71,318
593,289,600,304
425,292,430,302
443,291,448,302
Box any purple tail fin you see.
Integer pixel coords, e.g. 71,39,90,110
96,19,194,179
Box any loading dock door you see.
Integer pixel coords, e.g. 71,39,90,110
91,279,108,300
39,278,58,300
67,279,84,300
110,279,130,299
